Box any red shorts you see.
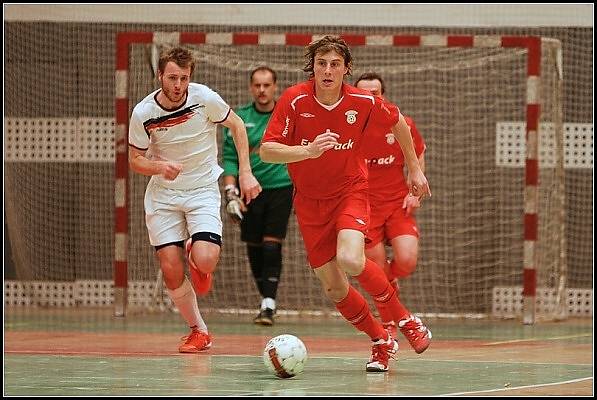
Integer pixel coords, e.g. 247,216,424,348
294,189,370,268
366,198,419,249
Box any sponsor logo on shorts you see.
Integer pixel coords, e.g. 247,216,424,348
355,218,366,225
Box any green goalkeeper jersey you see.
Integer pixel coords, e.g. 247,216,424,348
222,102,292,189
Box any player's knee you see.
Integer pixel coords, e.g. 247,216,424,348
336,252,365,275
392,254,417,278
191,251,219,273
189,232,222,273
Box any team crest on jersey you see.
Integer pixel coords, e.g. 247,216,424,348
386,133,395,144
345,110,358,124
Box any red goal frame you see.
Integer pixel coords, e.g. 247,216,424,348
114,32,542,322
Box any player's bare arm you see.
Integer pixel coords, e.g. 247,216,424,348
403,153,427,215
128,146,183,181
391,115,431,198
260,130,340,163
220,110,262,204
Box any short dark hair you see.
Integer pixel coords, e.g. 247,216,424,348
250,66,277,83
355,72,385,94
303,35,353,77
158,46,195,76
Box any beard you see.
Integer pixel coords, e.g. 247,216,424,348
163,88,185,105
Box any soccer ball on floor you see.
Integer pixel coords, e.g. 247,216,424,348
263,334,308,379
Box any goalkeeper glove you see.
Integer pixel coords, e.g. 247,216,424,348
224,184,245,223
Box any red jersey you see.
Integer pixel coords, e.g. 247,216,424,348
362,116,426,203
262,80,399,199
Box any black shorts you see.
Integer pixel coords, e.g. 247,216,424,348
240,185,294,243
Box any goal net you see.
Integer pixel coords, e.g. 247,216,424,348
118,33,565,321
4,30,569,323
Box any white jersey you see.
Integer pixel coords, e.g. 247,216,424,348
129,82,230,189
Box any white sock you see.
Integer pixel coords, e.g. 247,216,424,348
261,297,276,311
167,277,208,333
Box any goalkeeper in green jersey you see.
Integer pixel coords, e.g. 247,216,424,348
222,66,294,326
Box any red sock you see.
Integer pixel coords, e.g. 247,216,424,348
356,259,410,322
335,285,386,341
390,259,412,279
369,260,394,324
376,302,394,325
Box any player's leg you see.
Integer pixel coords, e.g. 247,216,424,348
380,207,431,352
314,259,384,340
186,235,220,295
364,241,397,338
245,242,265,297
336,228,400,317
334,192,410,330
313,259,397,372
386,210,420,280
185,181,223,295
337,229,430,354
156,244,212,352
255,185,293,325
240,190,265,300
386,234,429,353
144,183,210,352
294,192,396,372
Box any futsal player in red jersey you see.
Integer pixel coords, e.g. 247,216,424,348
356,72,429,342
260,35,431,372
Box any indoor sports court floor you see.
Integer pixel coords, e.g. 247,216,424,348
4,307,593,396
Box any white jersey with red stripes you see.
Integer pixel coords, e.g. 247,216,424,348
129,82,230,189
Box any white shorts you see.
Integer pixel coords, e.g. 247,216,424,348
144,179,222,247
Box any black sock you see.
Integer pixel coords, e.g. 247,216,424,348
261,241,283,301
246,244,264,297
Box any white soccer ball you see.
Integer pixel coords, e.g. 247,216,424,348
263,334,308,378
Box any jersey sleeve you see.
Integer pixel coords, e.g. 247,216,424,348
204,87,231,123
262,89,295,145
128,108,149,150
221,118,239,176
373,96,400,129
363,96,400,140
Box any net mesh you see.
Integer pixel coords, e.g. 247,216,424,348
123,38,565,317
4,22,591,320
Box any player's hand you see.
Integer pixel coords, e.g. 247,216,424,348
224,185,247,223
402,193,422,216
307,129,340,158
159,161,183,180
152,155,183,181
408,169,431,199
238,172,262,205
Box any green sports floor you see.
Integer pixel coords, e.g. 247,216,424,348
4,308,593,396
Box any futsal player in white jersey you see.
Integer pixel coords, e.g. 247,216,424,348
129,47,261,353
